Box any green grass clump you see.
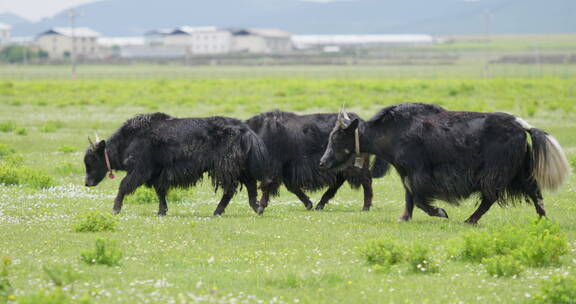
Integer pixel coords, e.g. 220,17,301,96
81,239,122,266
15,127,27,136
125,187,189,204
483,255,524,278
0,143,15,158
0,258,14,303
39,120,65,133
57,145,76,153
359,239,404,268
73,212,116,233
532,275,576,304
0,121,15,133
0,163,54,188
406,245,439,274
18,288,79,304
55,163,83,177
43,264,80,287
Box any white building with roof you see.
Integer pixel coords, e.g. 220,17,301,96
164,26,232,55
0,23,11,46
231,28,292,54
36,27,101,59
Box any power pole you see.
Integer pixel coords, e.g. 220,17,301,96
483,9,492,78
68,8,78,79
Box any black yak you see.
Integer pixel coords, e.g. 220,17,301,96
319,103,570,224
246,110,388,212
83,112,270,216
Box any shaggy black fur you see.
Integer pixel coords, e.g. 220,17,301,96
320,102,564,224
247,110,389,212
84,112,270,216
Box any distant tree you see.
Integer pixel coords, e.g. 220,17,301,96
0,46,48,63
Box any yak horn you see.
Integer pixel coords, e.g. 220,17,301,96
337,110,347,128
94,132,101,143
87,136,96,150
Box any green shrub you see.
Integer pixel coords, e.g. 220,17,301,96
43,264,80,287
57,145,76,153
483,255,523,277
2,154,24,165
0,257,13,304
125,187,188,204
0,144,15,158
73,212,116,233
81,239,122,266
18,288,73,304
0,164,54,188
0,121,15,133
359,239,404,267
39,120,65,133
15,127,27,136
513,220,568,267
532,275,576,304
452,219,567,268
407,245,439,274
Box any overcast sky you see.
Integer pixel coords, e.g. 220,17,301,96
0,0,98,21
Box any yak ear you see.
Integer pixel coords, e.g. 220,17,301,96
346,118,359,130
95,140,106,153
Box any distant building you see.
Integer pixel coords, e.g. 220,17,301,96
0,23,11,46
36,27,100,59
143,29,171,46
292,34,436,50
231,28,292,54
164,26,232,55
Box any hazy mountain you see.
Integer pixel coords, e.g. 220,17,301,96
0,12,30,27
8,0,576,36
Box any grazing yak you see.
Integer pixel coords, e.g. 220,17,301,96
319,103,570,224
246,110,388,212
84,112,270,216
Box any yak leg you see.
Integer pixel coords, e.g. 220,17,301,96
154,186,168,216
464,195,497,224
398,190,415,222
113,170,150,214
243,178,261,214
285,184,314,210
361,175,374,211
258,179,280,210
315,176,346,210
213,189,236,216
528,187,546,218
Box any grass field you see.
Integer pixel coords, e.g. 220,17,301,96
1,69,576,303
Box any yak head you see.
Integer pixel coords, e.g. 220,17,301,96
319,110,359,170
84,136,107,187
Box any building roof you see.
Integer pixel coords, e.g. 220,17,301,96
233,28,291,38
0,23,12,30
170,26,220,35
39,27,101,38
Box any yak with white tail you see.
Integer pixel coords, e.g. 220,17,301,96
319,103,570,224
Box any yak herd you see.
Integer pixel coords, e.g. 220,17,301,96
84,103,570,224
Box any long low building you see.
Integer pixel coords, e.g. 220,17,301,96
36,27,100,59
292,34,436,50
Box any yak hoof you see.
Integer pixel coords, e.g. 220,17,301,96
397,216,411,222
305,203,313,210
112,208,121,215
362,206,371,211
213,210,224,216
315,204,325,211
157,211,166,217
437,208,449,218
464,218,478,225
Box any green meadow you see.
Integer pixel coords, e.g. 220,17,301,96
1,68,576,303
